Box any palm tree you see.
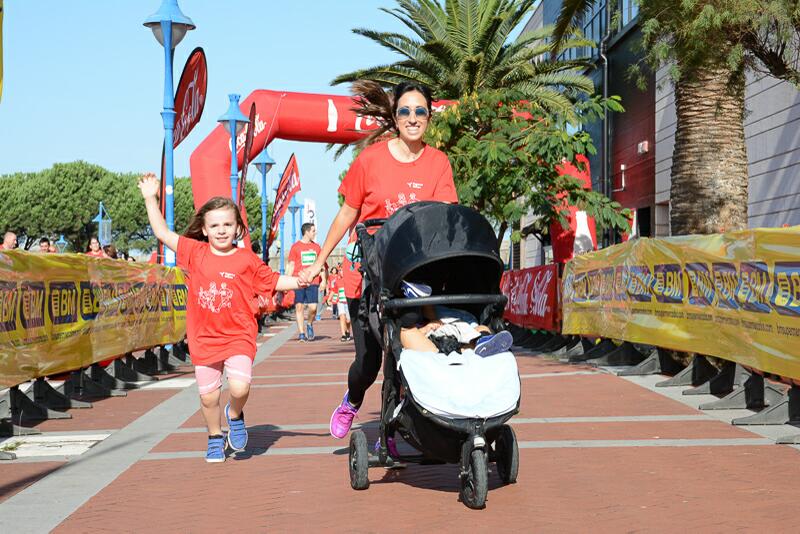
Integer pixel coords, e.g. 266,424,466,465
333,0,597,118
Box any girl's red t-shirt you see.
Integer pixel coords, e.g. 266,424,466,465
177,237,280,365
338,140,457,299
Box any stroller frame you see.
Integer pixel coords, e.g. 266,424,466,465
347,209,520,509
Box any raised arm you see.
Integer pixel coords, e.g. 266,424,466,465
298,203,359,285
138,173,180,253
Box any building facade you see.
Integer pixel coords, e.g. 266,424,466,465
520,0,800,268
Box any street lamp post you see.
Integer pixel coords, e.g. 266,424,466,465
252,147,276,263
143,0,195,266
217,94,249,203
55,235,68,254
288,196,301,245
92,202,112,246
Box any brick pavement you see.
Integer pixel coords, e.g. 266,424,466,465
4,318,800,532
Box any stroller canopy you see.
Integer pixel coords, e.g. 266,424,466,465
372,202,504,295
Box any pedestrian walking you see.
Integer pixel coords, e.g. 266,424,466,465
298,80,457,439
138,172,305,462
287,223,327,341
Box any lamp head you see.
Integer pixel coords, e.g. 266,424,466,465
143,0,195,48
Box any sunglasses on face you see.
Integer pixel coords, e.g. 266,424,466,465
396,106,430,120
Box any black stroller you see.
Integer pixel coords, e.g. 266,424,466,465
348,201,520,509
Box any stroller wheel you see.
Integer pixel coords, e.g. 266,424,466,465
495,424,519,484
349,430,370,490
460,449,488,509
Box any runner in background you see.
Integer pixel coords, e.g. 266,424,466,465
287,223,327,342
327,266,351,341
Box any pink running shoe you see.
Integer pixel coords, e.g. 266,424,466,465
330,391,359,439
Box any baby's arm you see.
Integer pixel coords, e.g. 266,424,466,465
400,326,439,353
138,173,180,252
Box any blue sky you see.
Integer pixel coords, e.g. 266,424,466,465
0,1,413,241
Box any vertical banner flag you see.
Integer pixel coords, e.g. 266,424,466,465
268,154,301,248
0,0,4,102
237,103,257,210
158,47,208,261
303,199,316,225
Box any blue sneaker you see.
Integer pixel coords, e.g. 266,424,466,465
306,324,315,341
400,280,432,299
225,403,248,451
475,330,513,357
298,333,307,343
206,435,226,463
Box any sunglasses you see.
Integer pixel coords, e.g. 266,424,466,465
396,106,430,120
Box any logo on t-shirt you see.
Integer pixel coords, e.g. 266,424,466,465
198,282,233,313
338,287,346,299
384,192,418,215
219,271,236,280
407,181,423,190
300,250,317,266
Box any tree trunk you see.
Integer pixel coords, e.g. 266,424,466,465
670,64,748,235
497,221,509,253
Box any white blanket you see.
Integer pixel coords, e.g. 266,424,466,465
398,348,520,419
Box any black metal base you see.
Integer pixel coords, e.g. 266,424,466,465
132,348,177,376
520,331,552,349
10,385,71,421
63,370,127,399
618,348,685,377
89,363,140,390
656,355,717,387
552,337,584,359
161,345,188,368
699,373,786,410
535,335,572,354
732,385,800,426
33,377,92,410
585,342,646,367
569,338,616,363
682,362,750,396
0,392,41,437
109,357,156,383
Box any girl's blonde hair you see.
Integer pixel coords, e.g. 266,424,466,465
183,196,247,242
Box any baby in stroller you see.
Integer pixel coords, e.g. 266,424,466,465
397,281,513,357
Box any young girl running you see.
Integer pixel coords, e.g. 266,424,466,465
138,173,304,462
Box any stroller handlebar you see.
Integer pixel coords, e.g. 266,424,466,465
383,293,508,310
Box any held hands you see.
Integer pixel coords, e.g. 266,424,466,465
138,173,160,200
298,261,323,286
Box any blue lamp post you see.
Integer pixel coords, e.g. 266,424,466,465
55,235,68,254
252,147,276,263
92,202,112,246
217,94,249,203
288,196,301,245
144,0,195,267
273,177,286,274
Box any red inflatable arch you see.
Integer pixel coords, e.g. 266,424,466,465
189,89,595,264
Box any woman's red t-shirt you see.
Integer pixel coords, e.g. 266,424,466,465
338,140,457,299
85,250,105,258
177,237,280,365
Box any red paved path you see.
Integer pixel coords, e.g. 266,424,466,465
5,319,800,532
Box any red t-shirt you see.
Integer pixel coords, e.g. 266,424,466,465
338,140,457,298
328,274,341,304
177,237,280,365
85,250,105,258
287,241,323,285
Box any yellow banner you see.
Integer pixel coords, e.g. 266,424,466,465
0,251,187,387
562,226,800,379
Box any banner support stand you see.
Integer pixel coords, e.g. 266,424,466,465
585,341,646,367
110,356,156,382
10,385,71,421
732,385,800,426
618,347,684,376
568,338,616,363
0,390,42,437
34,378,92,410
89,364,140,391
655,355,717,388
682,362,749,396
699,373,785,411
